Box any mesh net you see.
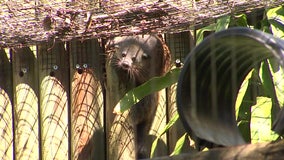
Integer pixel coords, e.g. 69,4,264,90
0,0,282,48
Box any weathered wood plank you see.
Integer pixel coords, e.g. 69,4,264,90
149,90,168,157
106,50,137,159
109,109,137,159
38,42,70,160
0,49,14,160
12,47,40,160
147,140,284,160
69,39,105,160
165,32,196,154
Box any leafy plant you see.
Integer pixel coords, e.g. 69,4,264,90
113,68,180,114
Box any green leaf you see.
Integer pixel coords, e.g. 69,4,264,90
196,15,230,44
170,133,187,156
260,60,282,122
196,24,216,44
267,6,284,38
150,113,179,158
267,59,284,107
250,97,279,143
236,69,261,143
160,112,179,136
237,120,251,143
235,70,253,119
237,69,259,121
233,14,248,27
216,15,231,32
113,68,181,114
261,11,271,33
150,138,159,158
272,70,284,107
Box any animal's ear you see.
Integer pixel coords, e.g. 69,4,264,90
107,36,131,49
156,34,164,40
157,35,171,74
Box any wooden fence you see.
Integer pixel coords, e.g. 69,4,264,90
0,32,194,160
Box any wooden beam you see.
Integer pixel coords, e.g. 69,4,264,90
147,140,284,160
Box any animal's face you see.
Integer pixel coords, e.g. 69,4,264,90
114,43,150,70
108,35,163,84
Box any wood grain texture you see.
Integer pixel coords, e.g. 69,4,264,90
70,39,105,160
12,47,39,160
38,42,69,160
0,49,14,160
147,140,284,160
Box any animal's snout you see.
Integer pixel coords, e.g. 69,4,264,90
120,60,131,69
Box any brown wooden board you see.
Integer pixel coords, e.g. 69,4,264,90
150,90,168,157
69,39,105,160
12,46,40,160
0,49,14,159
105,47,136,159
165,32,196,154
37,42,70,159
145,140,284,160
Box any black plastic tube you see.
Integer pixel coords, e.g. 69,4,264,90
177,27,284,146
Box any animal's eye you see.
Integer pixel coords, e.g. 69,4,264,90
132,56,136,62
142,53,149,59
121,51,127,57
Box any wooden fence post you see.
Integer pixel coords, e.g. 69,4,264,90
12,46,40,160
0,49,14,160
69,39,105,160
165,32,196,154
38,42,70,160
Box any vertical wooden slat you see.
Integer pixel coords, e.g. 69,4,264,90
0,49,14,160
38,42,70,160
70,39,105,160
167,81,197,153
165,32,196,153
148,35,176,157
149,90,168,157
106,44,137,159
108,109,136,159
12,47,39,160
106,48,137,159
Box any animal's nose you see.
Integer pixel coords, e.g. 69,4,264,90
121,60,131,69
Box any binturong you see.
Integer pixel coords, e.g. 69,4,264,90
106,34,171,159
109,35,170,86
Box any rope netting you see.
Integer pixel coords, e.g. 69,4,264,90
0,0,283,48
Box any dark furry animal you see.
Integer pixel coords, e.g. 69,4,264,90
108,35,169,86
107,35,170,159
